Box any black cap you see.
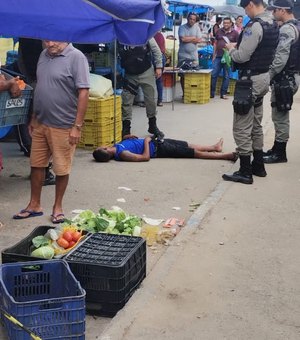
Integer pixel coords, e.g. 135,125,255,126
267,0,294,10
240,0,251,9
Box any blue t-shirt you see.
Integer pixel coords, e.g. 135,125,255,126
114,139,156,161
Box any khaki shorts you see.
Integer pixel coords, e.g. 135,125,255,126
30,123,76,176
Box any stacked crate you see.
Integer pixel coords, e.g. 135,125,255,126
78,95,122,149
184,73,211,104
162,73,176,103
91,51,110,67
215,77,236,96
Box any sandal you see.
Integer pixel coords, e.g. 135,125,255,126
13,209,43,220
51,213,65,224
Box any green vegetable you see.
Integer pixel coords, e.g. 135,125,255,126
32,236,50,248
31,246,55,259
70,207,142,236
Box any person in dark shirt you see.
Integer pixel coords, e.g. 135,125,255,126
210,17,239,99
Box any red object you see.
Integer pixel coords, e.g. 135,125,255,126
162,73,175,87
154,32,166,54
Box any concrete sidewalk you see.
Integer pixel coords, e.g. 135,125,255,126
100,93,300,340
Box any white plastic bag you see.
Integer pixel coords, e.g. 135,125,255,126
89,73,113,98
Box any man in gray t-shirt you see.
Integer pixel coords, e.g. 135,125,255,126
178,13,202,66
178,13,202,94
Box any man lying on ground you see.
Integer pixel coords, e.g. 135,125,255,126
92,135,237,162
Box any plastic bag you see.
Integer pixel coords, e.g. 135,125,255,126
221,49,231,67
89,73,113,98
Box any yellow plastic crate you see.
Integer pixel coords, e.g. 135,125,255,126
85,96,121,124
79,121,122,149
215,78,236,96
183,86,210,104
184,73,211,88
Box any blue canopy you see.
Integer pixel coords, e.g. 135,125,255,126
167,0,214,14
0,0,165,45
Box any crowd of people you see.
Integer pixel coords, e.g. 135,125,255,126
0,0,299,224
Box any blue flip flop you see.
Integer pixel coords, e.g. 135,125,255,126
51,213,65,224
13,209,44,220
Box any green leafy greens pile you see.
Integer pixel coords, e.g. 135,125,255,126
66,207,142,236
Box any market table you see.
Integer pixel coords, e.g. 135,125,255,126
162,67,212,109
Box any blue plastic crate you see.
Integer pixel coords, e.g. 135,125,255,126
0,260,86,340
6,50,18,66
0,71,32,127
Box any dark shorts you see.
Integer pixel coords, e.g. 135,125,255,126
156,139,194,158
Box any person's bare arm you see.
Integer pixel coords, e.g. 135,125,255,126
0,77,21,98
180,36,201,44
119,137,152,162
69,88,89,145
122,134,138,140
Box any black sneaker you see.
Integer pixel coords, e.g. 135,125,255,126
148,126,165,140
43,171,56,186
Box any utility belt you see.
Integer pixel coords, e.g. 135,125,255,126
272,72,294,111
238,69,269,78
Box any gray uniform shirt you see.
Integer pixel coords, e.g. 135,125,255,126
229,12,273,64
178,23,201,64
149,38,163,69
269,21,299,80
34,43,90,129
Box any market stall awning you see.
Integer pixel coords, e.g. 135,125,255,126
167,0,214,14
0,0,165,45
212,5,245,17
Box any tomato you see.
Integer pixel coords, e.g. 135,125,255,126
63,231,73,242
68,241,76,248
57,237,69,249
72,231,81,242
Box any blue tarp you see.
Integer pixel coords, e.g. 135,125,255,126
167,0,214,14
0,0,165,45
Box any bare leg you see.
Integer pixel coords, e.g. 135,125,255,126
188,138,224,152
194,150,237,161
14,167,44,217
52,174,69,217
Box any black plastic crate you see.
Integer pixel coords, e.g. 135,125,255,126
1,226,56,263
64,233,146,316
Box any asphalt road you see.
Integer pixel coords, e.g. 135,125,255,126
1,88,299,339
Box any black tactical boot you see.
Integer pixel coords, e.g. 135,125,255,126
43,163,56,186
252,150,267,177
148,117,164,140
122,120,131,137
263,141,287,164
222,155,253,184
263,142,275,157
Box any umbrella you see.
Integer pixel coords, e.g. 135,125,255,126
212,5,245,17
0,0,165,45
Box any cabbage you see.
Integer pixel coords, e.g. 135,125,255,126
31,246,55,259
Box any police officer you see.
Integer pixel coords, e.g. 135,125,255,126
222,0,279,184
119,38,164,139
263,0,300,163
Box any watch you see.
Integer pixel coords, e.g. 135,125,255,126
73,123,83,131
